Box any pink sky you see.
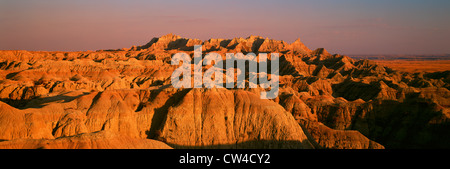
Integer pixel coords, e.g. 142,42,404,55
1,0,449,55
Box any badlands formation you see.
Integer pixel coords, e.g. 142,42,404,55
0,34,449,149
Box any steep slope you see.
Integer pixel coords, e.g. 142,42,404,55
159,88,313,148
0,131,172,149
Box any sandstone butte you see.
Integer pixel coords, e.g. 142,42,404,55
0,33,449,149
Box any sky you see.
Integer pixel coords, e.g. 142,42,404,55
0,0,449,55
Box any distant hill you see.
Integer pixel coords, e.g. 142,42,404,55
349,54,450,60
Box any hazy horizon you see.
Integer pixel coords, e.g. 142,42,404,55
1,0,449,55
